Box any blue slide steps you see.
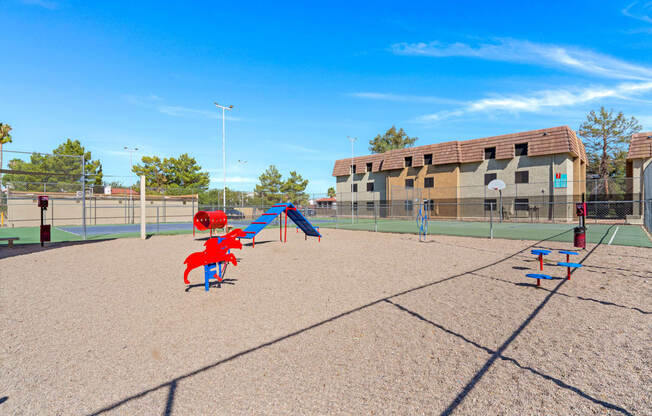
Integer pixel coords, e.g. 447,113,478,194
241,202,322,239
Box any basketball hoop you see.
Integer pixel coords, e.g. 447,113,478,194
487,179,506,191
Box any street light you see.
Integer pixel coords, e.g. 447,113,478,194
214,102,234,210
124,146,138,224
347,136,357,224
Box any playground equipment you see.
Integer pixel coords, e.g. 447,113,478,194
38,195,50,247
241,202,321,247
525,273,553,287
417,200,429,242
531,249,551,271
524,249,583,286
183,228,246,291
193,210,228,237
183,204,321,291
557,250,582,280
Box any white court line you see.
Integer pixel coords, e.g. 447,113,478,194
55,227,81,237
608,226,619,245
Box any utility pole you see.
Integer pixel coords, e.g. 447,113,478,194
214,102,234,210
348,136,357,224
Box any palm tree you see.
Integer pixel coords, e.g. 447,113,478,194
0,123,13,217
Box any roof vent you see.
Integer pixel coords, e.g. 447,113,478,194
542,132,548,136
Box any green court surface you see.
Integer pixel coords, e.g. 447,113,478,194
2,219,650,248
0,224,195,245
316,218,652,248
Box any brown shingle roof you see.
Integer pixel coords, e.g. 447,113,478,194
332,126,586,176
627,132,652,160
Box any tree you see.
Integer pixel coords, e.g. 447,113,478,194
579,107,641,195
254,165,283,205
368,126,418,154
132,153,209,193
132,156,168,191
281,171,309,205
3,138,102,192
0,123,13,213
327,187,336,198
198,187,250,207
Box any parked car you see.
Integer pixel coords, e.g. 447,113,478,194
225,208,245,220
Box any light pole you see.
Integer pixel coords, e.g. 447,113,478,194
214,102,234,210
348,136,357,224
124,146,138,224
237,160,247,206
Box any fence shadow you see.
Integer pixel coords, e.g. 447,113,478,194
0,239,116,260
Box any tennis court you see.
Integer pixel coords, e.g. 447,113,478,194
315,217,652,248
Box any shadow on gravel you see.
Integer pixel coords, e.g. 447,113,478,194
385,299,633,416
0,239,115,261
184,279,238,292
472,272,650,315
91,228,622,416
437,225,633,416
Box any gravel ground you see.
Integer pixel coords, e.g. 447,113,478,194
1,228,650,415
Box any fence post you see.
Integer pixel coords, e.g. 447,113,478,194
157,206,160,234
140,175,146,239
81,156,86,240
490,203,494,239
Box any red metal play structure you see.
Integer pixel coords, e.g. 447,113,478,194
184,203,322,291
192,210,228,237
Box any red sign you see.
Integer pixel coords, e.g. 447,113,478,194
40,224,51,243
38,195,49,208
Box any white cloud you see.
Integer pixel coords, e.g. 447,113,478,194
123,94,243,121
415,81,652,122
391,38,652,80
622,2,652,24
349,92,460,105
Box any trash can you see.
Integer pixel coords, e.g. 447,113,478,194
573,226,586,249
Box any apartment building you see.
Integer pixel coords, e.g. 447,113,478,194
626,132,652,223
332,126,587,220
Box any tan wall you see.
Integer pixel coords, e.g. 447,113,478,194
6,193,196,227
335,170,387,202
385,164,460,218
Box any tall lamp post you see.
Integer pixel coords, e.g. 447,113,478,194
214,102,234,210
348,136,357,224
124,146,138,224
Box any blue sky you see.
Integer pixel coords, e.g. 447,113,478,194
2,0,652,193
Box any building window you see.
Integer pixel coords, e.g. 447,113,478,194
405,178,414,188
515,198,529,211
366,182,374,192
424,153,433,165
484,173,497,185
515,171,529,184
484,147,496,160
353,202,358,211
351,183,358,192
366,162,373,172
366,201,374,210
404,156,412,167
424,177,434,188
350,164,356,174
515,143,528,156
484,198,497,211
